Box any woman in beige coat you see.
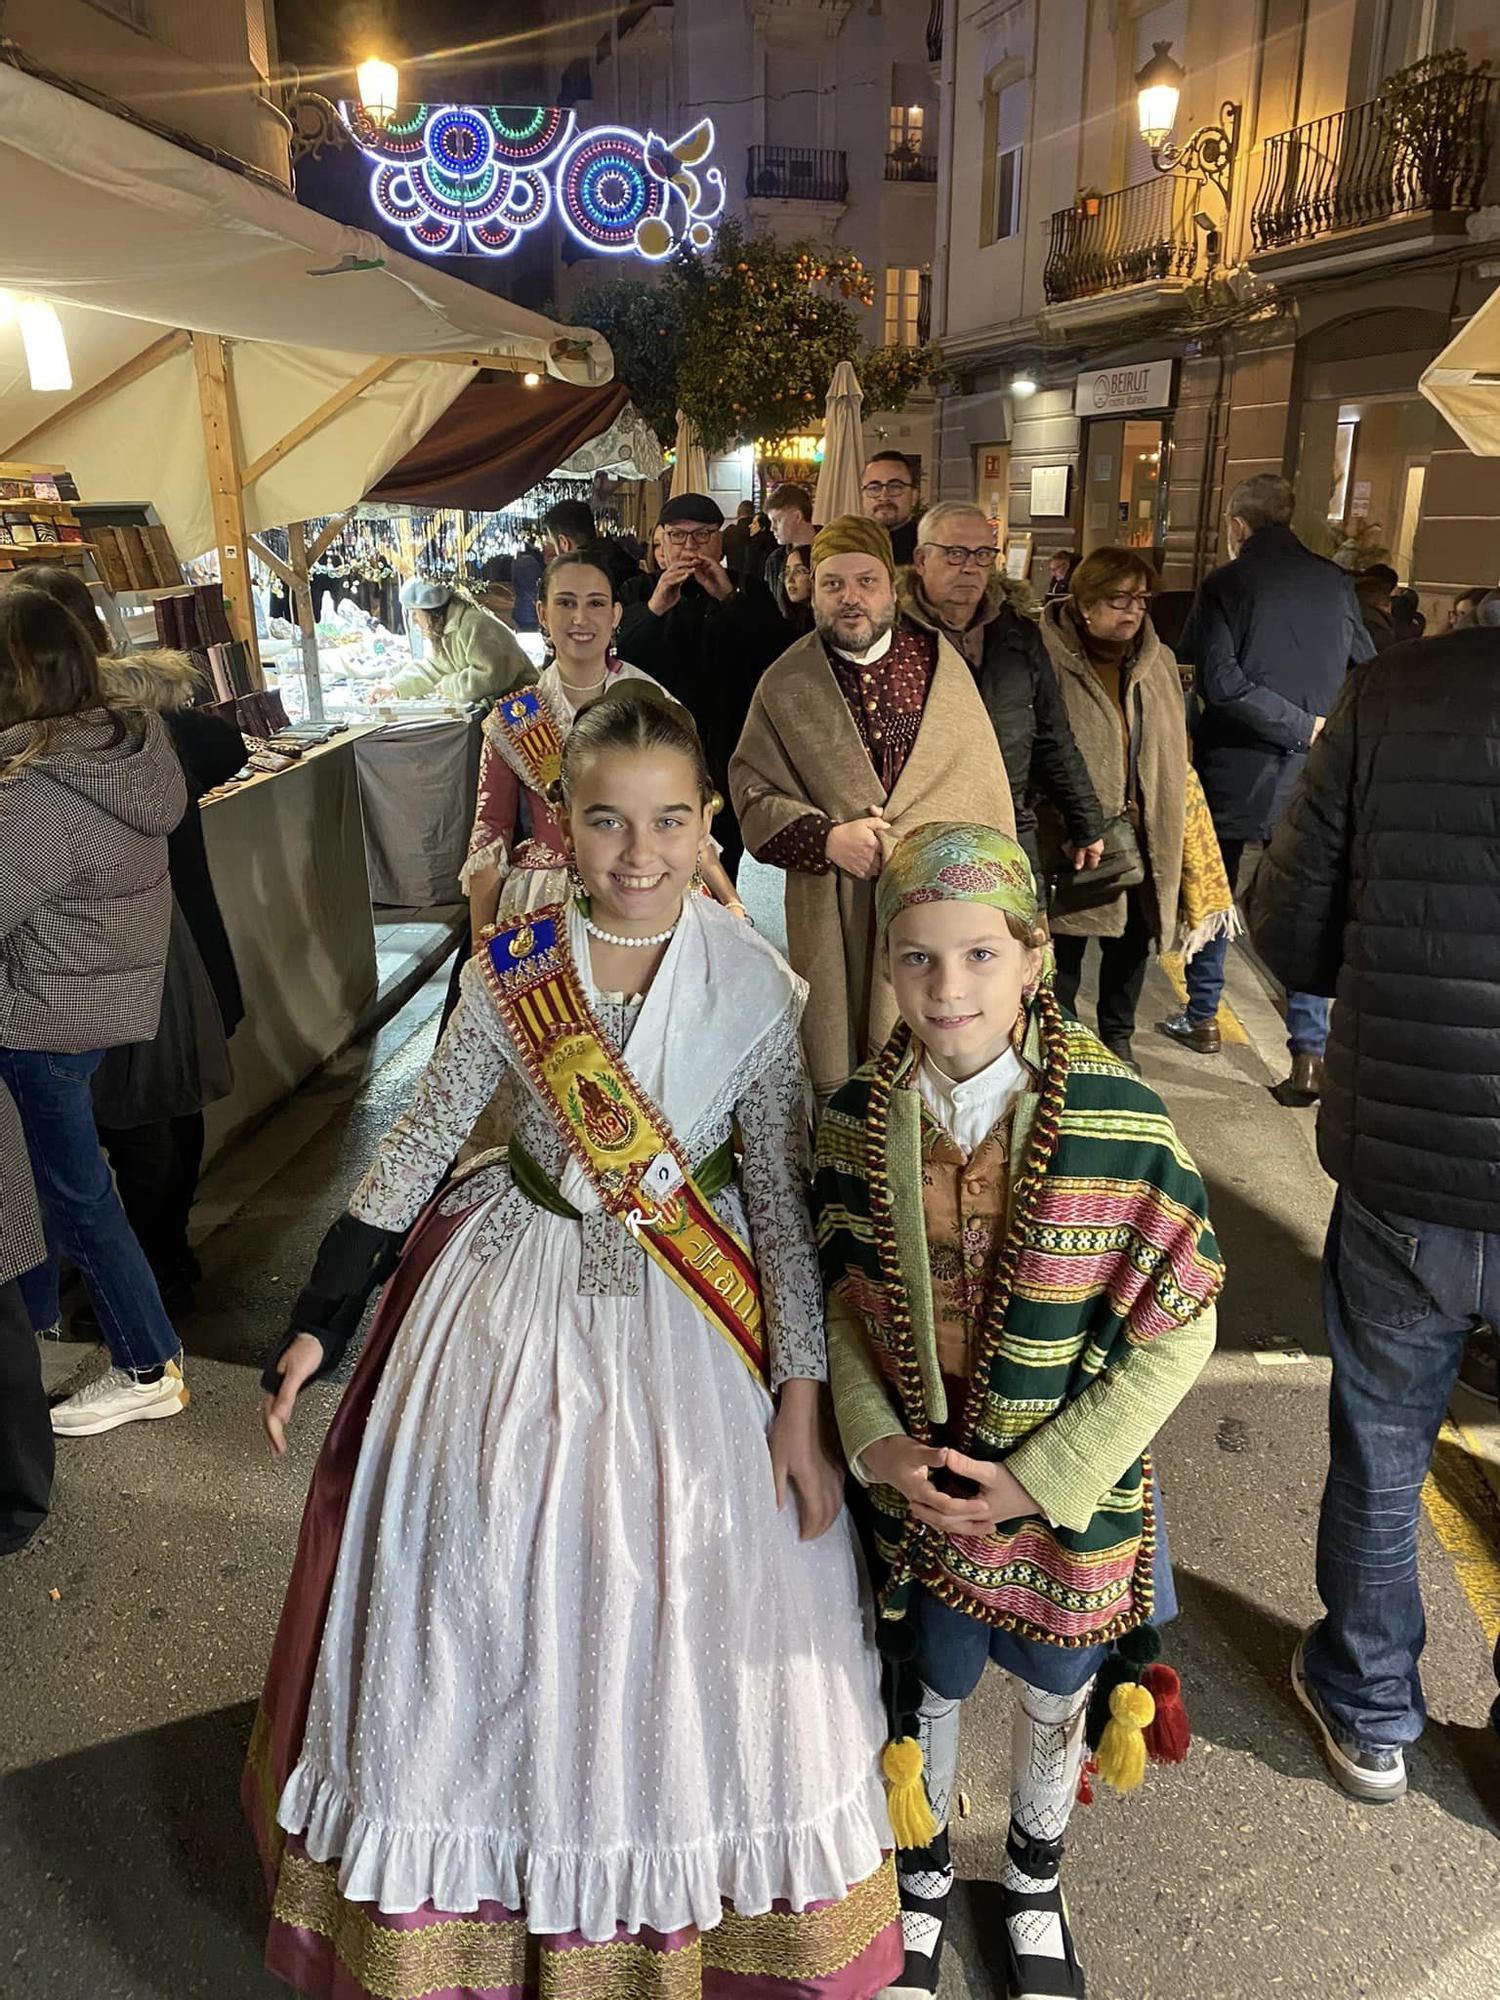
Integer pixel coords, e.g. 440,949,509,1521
1038,547,1188,1066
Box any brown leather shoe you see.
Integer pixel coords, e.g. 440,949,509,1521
1282,1052,1324,1104
1157,1010,1222,1056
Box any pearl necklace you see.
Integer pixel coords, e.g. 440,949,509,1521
584,913,679,949
555,668,607,699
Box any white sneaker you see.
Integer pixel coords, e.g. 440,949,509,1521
50,1358,189,1437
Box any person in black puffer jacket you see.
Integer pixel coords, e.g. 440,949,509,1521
1246,619,1500,1800
899,502,1104,888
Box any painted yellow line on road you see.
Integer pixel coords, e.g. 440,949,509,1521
1424,1424,1500,1643
1158,951,1250,1046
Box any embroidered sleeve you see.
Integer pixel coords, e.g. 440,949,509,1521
736,1017,826,1386
756,811,833,874
462,732,521,891
349,961,512,1232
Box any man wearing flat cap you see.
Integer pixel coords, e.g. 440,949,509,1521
616,492,793,875
731,514,1015,1099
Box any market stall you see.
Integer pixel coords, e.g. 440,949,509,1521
0,60,615,1147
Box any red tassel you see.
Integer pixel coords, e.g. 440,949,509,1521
1075,1756,1098,1806
1141,1663,1190,1764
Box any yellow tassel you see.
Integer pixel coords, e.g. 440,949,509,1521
881,1736,937,1848
1096,1680,1156,1795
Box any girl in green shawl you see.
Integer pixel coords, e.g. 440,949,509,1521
813,822,1223,2000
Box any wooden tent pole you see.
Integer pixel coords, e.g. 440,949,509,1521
287,521,325,723
191,332,261,681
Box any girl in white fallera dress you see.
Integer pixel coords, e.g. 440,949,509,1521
463,553,743,926
247,689,901,2000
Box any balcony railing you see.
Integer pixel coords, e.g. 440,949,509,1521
1252,68,1496,252
925,0,944,64
885,149,938,182
1044,174,1202,304
746,146,849,203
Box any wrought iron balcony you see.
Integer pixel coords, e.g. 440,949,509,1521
885,149,938,182
925,0,944,64
1044,175,1202,305
746,146,849,203
1252,68,1496,253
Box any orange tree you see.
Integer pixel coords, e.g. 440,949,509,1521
570,222,931,453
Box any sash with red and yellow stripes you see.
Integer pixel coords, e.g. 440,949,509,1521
487,685,565,794
480,906,768,1387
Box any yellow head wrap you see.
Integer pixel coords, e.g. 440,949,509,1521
811,513,895,580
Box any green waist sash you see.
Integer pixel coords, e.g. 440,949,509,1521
507,1133,735,1221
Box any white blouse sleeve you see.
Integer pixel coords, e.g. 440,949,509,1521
734,1015,827,1389
349,960,513,1233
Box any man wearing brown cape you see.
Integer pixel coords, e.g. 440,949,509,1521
731,515,1015,1099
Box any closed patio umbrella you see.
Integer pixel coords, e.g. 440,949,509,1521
1422,292,1500,456
814,359,865,524
669,408,710,497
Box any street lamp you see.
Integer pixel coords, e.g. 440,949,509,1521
356,57,400,126
1133,41,1240,204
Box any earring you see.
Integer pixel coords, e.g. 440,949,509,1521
689,858,706,897
567,854,586,899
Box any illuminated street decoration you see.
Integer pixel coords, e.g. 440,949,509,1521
340,103,723,260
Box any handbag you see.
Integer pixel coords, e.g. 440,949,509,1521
1044,683,1147,915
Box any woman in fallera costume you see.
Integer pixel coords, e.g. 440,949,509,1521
245,687,902,2000
463,553,743,930
814,823,1222,2000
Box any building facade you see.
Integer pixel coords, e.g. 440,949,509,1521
547,0,942,492
7,0,287,185
930,0,1500,612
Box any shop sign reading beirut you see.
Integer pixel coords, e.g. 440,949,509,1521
1074,359,1175,417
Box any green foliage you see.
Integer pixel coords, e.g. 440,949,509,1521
858,341,940,414
566,276,684,445
568,222,932,455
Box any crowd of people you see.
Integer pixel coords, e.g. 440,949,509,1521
2,446,1498,2000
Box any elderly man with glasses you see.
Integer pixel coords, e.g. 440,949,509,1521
859,450,922,565
616,492,793,876
900,502,1103,892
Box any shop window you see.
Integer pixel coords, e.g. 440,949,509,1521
982,78,1028,243
884,266,924,347
1329,418,1360,524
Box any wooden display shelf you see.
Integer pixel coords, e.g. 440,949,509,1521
0,541,89,560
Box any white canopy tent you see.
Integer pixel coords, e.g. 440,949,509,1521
0,63,612,655
1421,291,1500,456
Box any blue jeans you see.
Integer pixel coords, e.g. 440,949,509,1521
0,1050,179,1376
1304,1190,1494,1746
1184,837,1330,1054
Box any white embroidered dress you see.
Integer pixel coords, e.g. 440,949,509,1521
277,897,890,1941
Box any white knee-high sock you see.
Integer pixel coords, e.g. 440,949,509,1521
1000,1677,1094,1963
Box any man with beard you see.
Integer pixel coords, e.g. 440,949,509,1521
616,491,792,875
731,515,1014,1100
860,450,921,565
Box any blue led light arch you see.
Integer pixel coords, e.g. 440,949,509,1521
341,103,724,261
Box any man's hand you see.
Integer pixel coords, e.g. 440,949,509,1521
825,810,891,879
648,559,698,616
768,1379,845,1540
694,557,734,602
368,683,397,703
1311,715,1327,742
1064,837,1106,872
261,1333,326,1458
861,1437,1040,1535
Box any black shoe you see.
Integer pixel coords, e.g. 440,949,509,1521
1273,1051,1324,1106
1157,1009,1221,1056
1459,1325,1497,1403
888,1827,952,1996
1290,1633,1406,1803
1000,1824,1084,2000
1101,1035,1139,1072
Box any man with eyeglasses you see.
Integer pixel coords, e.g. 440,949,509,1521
1159,473,1374,1103
860,451,921,566
901,503,1103,891
617,492,793,876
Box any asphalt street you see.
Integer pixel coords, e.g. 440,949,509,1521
1,908,1497,2000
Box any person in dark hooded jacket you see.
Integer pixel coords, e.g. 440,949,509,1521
900,501,1103,888
0,585,189,1442
0,1080,51,1552
1160,475,1373,1099
1247,616,1500,1800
